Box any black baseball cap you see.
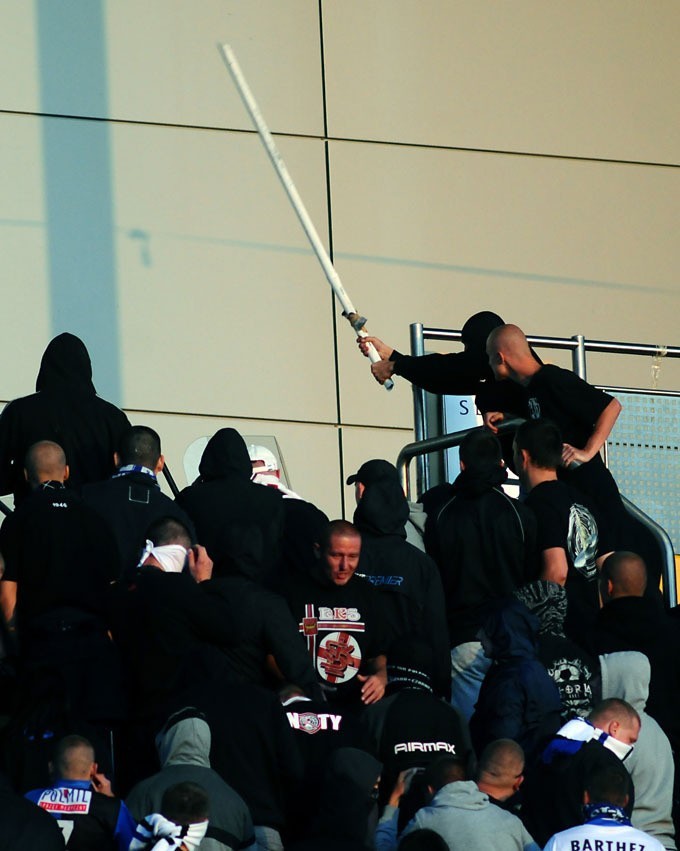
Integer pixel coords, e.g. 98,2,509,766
346,459,399,486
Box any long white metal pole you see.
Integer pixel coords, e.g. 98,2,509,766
218,42,393,391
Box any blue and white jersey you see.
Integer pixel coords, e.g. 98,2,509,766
544,818,665,851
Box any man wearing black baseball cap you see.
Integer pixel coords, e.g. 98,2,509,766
347,459,451,700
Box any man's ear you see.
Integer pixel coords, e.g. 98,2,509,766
520,448,531,468
23,468,29,482
63,465,70,482
583,789,591,805
155,454,165,474
513,774,524,793
113,451,121,468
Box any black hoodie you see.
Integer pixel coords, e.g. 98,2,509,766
427,463,538,647
203,524,318,693
177,428,284,581
353,479,451,699
0,333,130,502
287,747,382,850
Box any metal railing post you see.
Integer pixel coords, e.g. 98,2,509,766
572,334,587,380
410,322,429,495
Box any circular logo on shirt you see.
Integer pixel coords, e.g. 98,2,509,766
298,713,321,734
316,631,362,684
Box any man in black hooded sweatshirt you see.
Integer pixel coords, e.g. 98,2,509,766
425,430,538,721
350,462,450,700
0,332,130,505
176,428,284,584
357,310,531,423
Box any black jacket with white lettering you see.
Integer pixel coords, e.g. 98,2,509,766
361,686,473,803
353,479,451,700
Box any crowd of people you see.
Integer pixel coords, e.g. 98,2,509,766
0,321,676,851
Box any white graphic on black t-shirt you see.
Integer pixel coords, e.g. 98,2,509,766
548,656,593,715
567,503,598,580
528,397,541,419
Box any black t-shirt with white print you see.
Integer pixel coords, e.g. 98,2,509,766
524,365,623,547
525,480,602,644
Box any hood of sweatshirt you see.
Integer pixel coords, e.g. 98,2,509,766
431,780,489,811
213,522,266,582
599,650,650,715
198,428,252,480
481,599,540,662
451,463,508,498
353,479,408,538
156,714,211,768
460,311,505,367
35,333,96,396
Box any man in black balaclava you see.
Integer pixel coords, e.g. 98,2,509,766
0,333,130,504
176,428,284,584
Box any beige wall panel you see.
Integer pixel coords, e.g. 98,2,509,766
329,141,679,428
125,410,344,520
0,2,323,135
323,0,680,164
0,115,50,399
0,4,40,110
112,124,337,422
106,0,324,133
0,230,52,401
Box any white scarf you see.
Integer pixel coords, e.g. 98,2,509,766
129,813,208,851
138,541,188,573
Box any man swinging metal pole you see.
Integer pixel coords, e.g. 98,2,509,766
218,43,394,391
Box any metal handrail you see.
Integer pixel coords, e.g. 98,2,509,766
397,419,524,499
396,421,678,609
621,496,677,608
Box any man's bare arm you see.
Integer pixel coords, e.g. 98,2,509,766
540,548,569,585
0,580,17,627
562,398,622,466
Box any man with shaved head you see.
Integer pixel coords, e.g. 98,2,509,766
0,440,123,724
485,324,627,556
596,552,680,753
26,734,136,850
285,519,388,707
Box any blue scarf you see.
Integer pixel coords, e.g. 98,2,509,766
113,464,157,482
584,803,631,826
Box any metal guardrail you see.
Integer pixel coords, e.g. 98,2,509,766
397,418,524,499
396,420,678,609
410,323,680,490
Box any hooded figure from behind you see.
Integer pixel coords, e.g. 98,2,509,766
470,598,562,765
201,523,318,696
177,428,284,583
353,472,451,700
287,747,382,851
599,651,676,850
0,333,130,502
126,708,257,851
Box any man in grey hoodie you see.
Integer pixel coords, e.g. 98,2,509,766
376,756,540,851
126,708,257,851
599,650,676,850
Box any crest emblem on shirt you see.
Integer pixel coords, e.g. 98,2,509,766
298,712,322,734
317,631,362,683
528,397,541,419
